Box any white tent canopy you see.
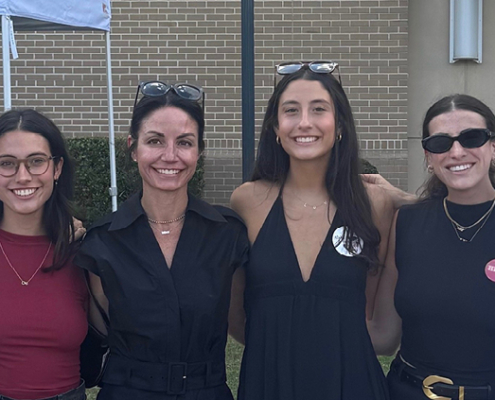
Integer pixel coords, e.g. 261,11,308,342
0,0,111,31
0,0,118,210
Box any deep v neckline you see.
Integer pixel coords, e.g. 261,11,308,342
279,197,338,283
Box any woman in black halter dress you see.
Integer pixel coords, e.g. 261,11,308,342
228,62,395,400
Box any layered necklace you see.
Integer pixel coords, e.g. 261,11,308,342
443,197,495,243
0,240,52,286
148,214,186,235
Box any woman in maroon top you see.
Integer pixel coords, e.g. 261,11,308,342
0,109,87,400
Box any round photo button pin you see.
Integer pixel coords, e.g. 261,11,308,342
332,226,363,258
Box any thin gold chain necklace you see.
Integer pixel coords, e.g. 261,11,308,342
449,214,492,243
0,241,52,285
289,191,328,211
443,197,495,232
302,200,328,210
148,214,185,235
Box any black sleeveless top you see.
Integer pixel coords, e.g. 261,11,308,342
238,196,389,400
395,198,495,384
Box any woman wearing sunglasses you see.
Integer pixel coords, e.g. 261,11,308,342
0,109,88,400
369,94,495,400
75,81,249,400
228,61,394,400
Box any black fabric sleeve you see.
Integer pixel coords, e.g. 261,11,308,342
74,232,101,276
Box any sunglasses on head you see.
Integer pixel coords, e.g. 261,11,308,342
274,61,342,89
133,81,204,108
422,128,494,154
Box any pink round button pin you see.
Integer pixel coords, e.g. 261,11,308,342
485,260,495,282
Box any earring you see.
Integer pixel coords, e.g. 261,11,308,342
427,165,434,174
336,133,342,142
54,179,58,186
276,136,281,145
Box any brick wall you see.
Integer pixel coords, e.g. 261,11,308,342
1,0,408,207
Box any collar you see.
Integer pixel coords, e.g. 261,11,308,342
108,191,227,231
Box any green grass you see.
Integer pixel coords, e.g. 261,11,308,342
379,355,394,374
86,339,393,399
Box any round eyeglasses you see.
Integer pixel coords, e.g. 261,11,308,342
0,155,58,177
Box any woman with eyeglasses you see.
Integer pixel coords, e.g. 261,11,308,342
228,61,394,400
0,109,88,400
75,82,249,400
368,94,495,400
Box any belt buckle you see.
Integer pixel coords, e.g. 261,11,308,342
423,375,458,400
167,362,187,395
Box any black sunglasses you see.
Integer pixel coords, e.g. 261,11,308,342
422,128,494,154
133,81,204,108
274,61,342,89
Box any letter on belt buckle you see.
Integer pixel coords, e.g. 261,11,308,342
422,375,458,400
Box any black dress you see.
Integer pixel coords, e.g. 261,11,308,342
238,196,389,400
75,193,249,400
388,199,495,400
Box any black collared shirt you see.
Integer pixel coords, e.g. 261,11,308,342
75,192,248,393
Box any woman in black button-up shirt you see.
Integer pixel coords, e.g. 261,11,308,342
75,83,249,400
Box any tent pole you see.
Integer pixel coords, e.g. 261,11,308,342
2,15,12,111
105,30,118,211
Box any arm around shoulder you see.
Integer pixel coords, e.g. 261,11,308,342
364,184,395,318
228,267,246,345
366,210,402,356
74,227,110,335
88,272,109,336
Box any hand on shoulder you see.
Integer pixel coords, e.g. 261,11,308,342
362,174,417,209
72,217,86,242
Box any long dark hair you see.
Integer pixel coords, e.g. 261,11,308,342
252,67,380,268
420,94,495,199
129,91,205,156
0,109,75,271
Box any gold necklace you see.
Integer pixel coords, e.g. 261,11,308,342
443,197,495,232
303,200,328,210
0,241,52,285
148,214,185,235
289,191,328,210
449,213,492,243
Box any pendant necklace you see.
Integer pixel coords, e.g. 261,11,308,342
443,197,495,243
0,241,52,286
148,214,186,235
449,217,492,243
443,196,495,232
